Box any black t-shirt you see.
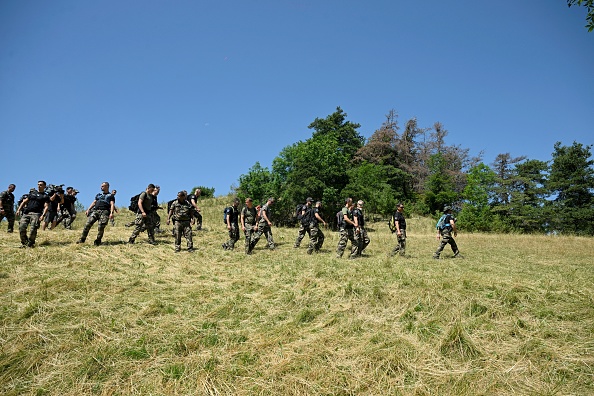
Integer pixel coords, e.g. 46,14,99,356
63,194,77,211
394,211,406,230
24,191,50,214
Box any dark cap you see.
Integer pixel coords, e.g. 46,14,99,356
443,206,452,212
306,197,313,202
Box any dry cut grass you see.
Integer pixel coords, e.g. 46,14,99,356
1,198,593,395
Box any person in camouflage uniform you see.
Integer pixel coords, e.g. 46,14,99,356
251,197,276,250
128,184,156,245
0,184,16,233
56,187,79,229
389,203,407,257
351,200,370,258
240,197,259,254
336,198,357,258
294,198,313,248
166,190,194,253
77,182,115,246
150,185,163,233
16,181,50,248
307,201,327,254
433,206,462,259
222,198,241,251
189,188,203,230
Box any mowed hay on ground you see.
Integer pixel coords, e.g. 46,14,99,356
1,198,593,395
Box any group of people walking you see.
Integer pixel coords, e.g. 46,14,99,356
2,182,462,259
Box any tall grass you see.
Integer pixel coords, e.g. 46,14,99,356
0,199,593,395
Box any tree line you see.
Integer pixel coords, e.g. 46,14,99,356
234,107,594,236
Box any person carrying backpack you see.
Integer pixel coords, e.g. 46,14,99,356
294,197,313,248
240,197,259,255
389,203,407,257
128,184,157,245
351,200,370,258
306,201,327,254
336,197,357,258
76,181,115,246
222,197,241,251
433,206,462,259
252,197,276,250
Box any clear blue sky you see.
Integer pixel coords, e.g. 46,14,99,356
1,1,592,206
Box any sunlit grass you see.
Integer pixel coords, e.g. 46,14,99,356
1,199,593,395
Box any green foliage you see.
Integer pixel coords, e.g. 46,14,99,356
190,185,215,198
567,0,594,31
236,162,274,204
459,163,497,232
424,153,459,214
546,141,594,235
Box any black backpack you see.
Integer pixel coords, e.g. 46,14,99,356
301,206,313,225
295,204,305,220
223,206,233,224
128,194,141,213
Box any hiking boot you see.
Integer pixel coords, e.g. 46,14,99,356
128,238,135,244
174,247,181,253
147,240,156,245
93,239,101,246
76,238,85,244
453,251,464,258
187,247,194,253
432,255,440,260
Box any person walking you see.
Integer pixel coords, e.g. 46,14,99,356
240,197,259,254
166,190,194,253
389,203,407,257
336,198,357,258
351,200,370,258
222,198,241,251
0,184,16,233
77,182,115,246
16,181,50,248
433,206,462,259
307,201,326,254
252,197,276,250
128,184,157,245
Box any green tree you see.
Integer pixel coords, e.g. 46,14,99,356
236,162,274,205
424,152,459,214
546,141,594,235
458,163,497,232
567,0,594,31
190,185,215,198
505,159,549,232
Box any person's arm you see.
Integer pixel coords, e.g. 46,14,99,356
262,207,272,226
166,207,174,225
109,200,115,219
86,200,97,216
17,197,29,214
240,209,246,231
315,211,326,227
41,201,49,219
395,214,402,235
138,194,147,217
226,209,232,230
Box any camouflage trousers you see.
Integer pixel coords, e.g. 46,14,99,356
0,210,15,232
390,230,407,256
80,209,110,242
130,213,156,241
56,209,76,229
336,228,356,258
222,223,240,250
173,220,193,250
244,224,258,254
308,223,324,253
252,222,275,250
434,229,458,258
294,223,310,247
352,227,370,257
19,212,42,246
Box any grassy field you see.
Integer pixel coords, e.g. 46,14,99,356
1,197,593,395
